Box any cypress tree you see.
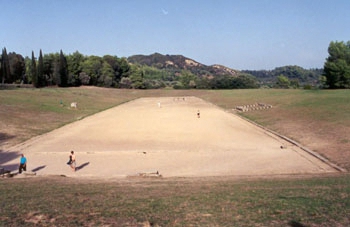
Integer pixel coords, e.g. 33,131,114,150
1,48,11,84
58,50,68,87
31,51,38,87
37,49,45,87
0,48,3,84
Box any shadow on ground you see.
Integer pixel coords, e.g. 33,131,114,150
0,132,15,147
0,149,21,172
289,220,306,227
32,165,46,172
76,162,90,171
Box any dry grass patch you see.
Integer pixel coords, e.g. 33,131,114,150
0,174,349,226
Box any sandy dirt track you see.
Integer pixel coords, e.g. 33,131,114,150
5,97,337,179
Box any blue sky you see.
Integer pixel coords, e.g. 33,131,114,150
1,0,349,70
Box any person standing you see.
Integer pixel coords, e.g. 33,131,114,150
18,154,27,174
69,150,76,172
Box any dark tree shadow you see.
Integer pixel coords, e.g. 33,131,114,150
76,162,90,171
0,150,21,165
0,149,21,172
1,164,20,172
31,165,46,172
288,220,306,227
0,132,15,147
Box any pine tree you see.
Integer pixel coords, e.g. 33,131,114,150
323,41,350,88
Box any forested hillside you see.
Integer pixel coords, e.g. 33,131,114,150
243,66,323,88
128,53,323,88
128,52,238,77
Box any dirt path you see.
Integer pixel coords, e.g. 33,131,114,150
5,97,337,179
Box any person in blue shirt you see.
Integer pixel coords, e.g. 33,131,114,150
19,154,27,174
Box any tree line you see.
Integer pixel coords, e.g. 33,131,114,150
1,41,350,89
0,49,259,89
243,66,323,88
0,49,131,88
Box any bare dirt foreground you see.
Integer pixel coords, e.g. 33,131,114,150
5,97,337,179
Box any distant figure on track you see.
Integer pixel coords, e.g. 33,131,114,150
68,150,76,172
197,110,200,118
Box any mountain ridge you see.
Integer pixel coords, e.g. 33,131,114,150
127,52,323,87
127,52,238,77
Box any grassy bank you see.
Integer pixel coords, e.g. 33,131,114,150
0,174,349,226
198,89,350,170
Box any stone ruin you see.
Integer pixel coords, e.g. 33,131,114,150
235,103,272,112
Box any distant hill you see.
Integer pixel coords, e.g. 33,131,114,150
242,66,323,87
127,52,323,87
127,53,238,77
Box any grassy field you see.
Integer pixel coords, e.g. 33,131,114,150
1,86,350,226
0,174,349,226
